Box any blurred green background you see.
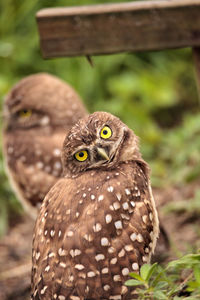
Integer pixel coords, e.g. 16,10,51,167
0,0,200,235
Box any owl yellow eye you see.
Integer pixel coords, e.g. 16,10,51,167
100,126,112,139
18,109,32,118
74,150,88,162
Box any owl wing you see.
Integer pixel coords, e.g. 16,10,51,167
70,161,159,298
14,161,58,216
32,161,159,299
3,130,65,219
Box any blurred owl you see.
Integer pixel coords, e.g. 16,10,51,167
32,111,159,300
2,73,88,219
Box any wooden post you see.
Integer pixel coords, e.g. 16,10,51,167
36,0,200,97
36,0,200,58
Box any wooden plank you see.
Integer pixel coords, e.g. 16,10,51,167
36,0,200,58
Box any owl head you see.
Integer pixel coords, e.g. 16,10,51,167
62,111,142,176
3,73,87,132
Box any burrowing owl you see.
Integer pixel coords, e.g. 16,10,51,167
2,73,87,219
32,111,159,300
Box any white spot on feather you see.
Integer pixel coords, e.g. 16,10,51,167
107,186,114,192
93,223,102,232
41,286,47,294
122,202,129,210
125,188,131,195
137,233,144,243
98,195,104,201
45,265,50,272
122,268,129,276
113,275,121,281
110,257,117,264
102,267,109,274
75,264,84,270
95,254,105,261
118,249,125,257
105,214,112,224
132,262,139,270
116,193,121,201
87,271,96,277
53,148,61,157
101,237,109,246
115,220,123,230
40,116,50,126
58,248,67,256
130,233,137,241
113,202,120,210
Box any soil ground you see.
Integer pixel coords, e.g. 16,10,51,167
0,181,200,300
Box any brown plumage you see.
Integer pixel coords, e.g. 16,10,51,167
2,73,88,218
31,111,159,300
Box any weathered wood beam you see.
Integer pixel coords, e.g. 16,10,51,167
36,0,200,58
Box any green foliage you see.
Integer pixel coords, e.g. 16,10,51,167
0,148,22,236
125,254,200,299
164,189,200,215
158,113,200,186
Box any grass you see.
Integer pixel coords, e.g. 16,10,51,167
125,253,200,299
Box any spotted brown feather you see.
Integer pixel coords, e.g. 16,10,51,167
31,111,159,299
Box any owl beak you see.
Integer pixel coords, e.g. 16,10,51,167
96,147,109,161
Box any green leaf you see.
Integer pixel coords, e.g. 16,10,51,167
153,290,168,299
146,263,158,282
129,272,143,281
125,279,142,287
155,281,168,289
167,254,200,269
140,264,152,281
140,263,158,282
194,266,200,285
187,280,200,291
